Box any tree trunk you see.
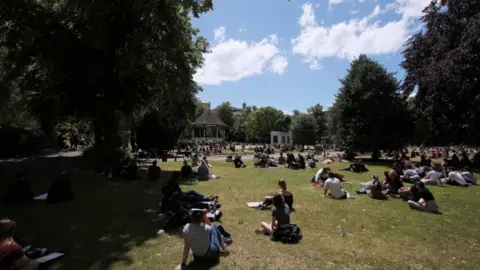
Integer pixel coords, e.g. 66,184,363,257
371,149,380,161
93,118,103,148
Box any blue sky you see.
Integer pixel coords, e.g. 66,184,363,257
193,0,429,114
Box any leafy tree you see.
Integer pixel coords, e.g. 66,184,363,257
244,107,284,142
402,0,480,145
0,0,212,156
325,104,340,140
214,102,235,128
275,115,292,132
307,103,326,141
334,54,412,159
291,114,317,146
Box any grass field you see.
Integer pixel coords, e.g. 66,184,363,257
1,156,479,270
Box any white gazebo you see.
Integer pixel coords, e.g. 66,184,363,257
270,131,292,145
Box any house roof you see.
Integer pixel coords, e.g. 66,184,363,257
193,109,228,127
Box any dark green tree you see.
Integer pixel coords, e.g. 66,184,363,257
307,103,326,141
291,114,317,146
214,102,235,128
334,54,412,159
402,0,480,145
0,0,212,157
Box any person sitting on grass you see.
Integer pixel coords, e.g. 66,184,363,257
401,164,421,183
323,172,348,199
312,167,330,185
148,160,161,182
357,175,387,200
0,219,39,270
47,172,75,204
413,163,425,178
4,172,33,206
255,194,291,235
421,168,443,186
160,178,218,214
198,161,218,181
177,209,230,269
181,160,194,179
233,155,246,168
257,179,294,210
461,167,477,185
407,182,440,213
277,153,286,165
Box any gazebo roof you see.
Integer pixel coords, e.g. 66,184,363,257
193,109,228,127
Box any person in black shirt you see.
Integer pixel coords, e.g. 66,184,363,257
180,160,193,178
148,160,161,182
407,182,439,213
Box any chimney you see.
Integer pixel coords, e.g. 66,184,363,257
242,103,246,110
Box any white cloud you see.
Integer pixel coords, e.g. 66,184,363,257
194,27,288,85
270,56,288,75
329,0,344,5
315,3,320,8
238,28,247,33
409,91,417,98
350,9,360,15
292,1,431,70
214,26,226,42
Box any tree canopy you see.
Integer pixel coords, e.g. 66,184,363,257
402,0,480,146
244,107,284,142
334,54,412,157
291,114,317,146
0,0,212,152
307,104,326,141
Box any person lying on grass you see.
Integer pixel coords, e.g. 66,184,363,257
177,209,230,269
256,194,291,235
462,166,477,185
257,179,294,210
323,172,348,199
407,182,440,213
0,219,39,270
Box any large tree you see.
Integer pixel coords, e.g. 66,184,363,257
0,0,212,155
291,114,317,146
334,54,412,159
307,103,326,141
214,102,235,128
244,106,284,142
402,0,480,145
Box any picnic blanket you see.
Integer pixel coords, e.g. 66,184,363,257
246,202,262,208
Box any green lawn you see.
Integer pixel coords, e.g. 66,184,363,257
1,157,480,270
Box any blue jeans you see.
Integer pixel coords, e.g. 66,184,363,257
193,225,222,263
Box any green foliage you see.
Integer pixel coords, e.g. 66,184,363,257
214,102,235,127
307,103,326,140
402,0,480,145
0,0,212,153
291,113,317,146
275,115,292,132
244,106,284,142
334,54,412,156
137,109,190,151
325,104,340,139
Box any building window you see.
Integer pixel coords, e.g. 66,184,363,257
273,135,278,143
287,136,290,144
281,136,286,143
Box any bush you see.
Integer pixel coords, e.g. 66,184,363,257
0,126,47,158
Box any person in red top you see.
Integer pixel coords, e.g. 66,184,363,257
0,219,39,270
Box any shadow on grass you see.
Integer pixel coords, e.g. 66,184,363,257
0,155,182,270
185,260,219,270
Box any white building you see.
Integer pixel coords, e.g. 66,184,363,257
270,131,292,145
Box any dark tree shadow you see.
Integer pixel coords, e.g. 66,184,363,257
0,154,180,270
